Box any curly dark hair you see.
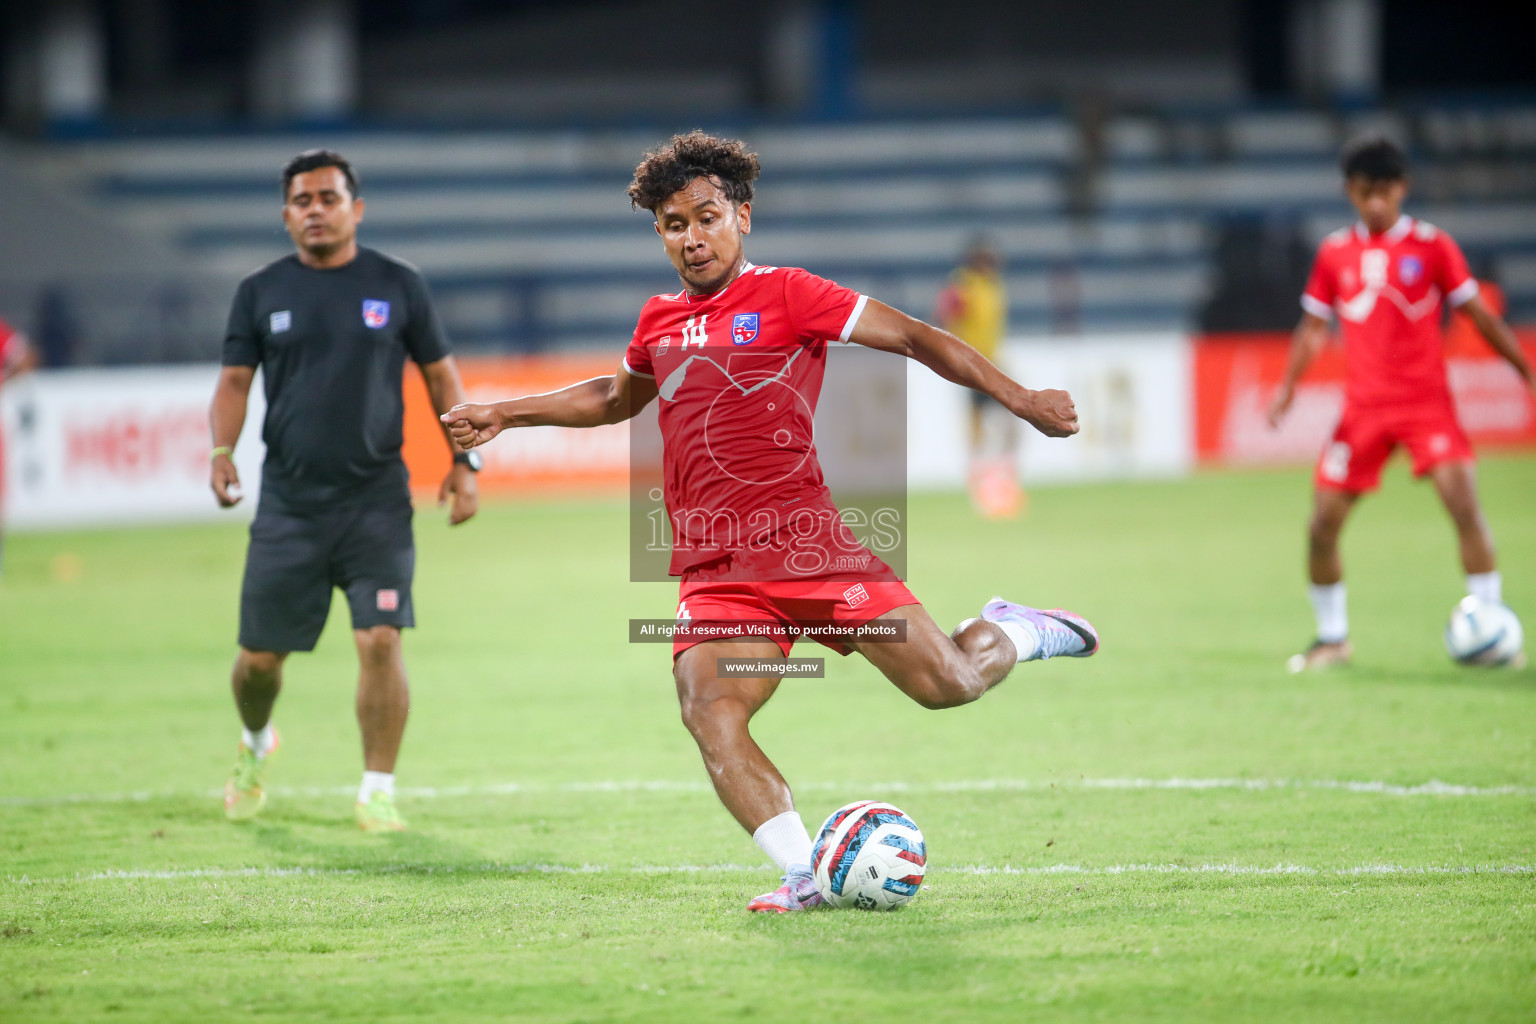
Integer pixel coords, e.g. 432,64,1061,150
1340,134,1408,182
627,131,761,213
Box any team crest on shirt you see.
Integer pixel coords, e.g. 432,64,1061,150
1399,255,1423,287
731,312,760,345
656,334,671,355
362,299,390,329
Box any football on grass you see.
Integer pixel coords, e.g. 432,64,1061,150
1444,596,1524,666
811,800,926,910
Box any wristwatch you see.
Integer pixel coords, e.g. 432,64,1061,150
453,450,483,472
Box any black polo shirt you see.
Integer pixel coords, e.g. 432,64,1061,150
223,247,450,511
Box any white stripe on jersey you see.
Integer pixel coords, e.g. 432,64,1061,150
1446,277,1480,308
838,294,870,343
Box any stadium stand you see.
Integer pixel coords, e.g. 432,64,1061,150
2,103,1532,359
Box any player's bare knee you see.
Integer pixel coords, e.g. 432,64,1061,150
1307,514,1341,554
677,692,750,745
354,625,400,667
936,675,987,709
239,647,285,676
909,661,985,710
913,687,974,711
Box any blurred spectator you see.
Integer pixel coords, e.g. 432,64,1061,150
935,238,1023,518
34,286,78,368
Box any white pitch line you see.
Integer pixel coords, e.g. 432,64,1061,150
950,863,1536,877
3,776,1533,808
5,862,1532,887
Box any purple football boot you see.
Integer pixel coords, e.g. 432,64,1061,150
981,597,1099,661
747,872,825,913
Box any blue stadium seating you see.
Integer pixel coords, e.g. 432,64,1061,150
22,105,1536,354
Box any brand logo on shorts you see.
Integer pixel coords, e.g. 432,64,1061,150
843,584,870,608
270,310,292,333
1321,441,1352,483
1429,433,1450,455
376,589,399,611
362,299,390,329
731,312,760,345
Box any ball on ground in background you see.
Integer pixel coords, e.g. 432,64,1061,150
811,800,926,910
1444,596,1525,666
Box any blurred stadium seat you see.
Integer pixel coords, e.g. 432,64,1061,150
0,3,1531,358
11,103,1530,354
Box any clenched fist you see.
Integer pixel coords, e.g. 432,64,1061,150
440,403,504,451
1017,388,1079,438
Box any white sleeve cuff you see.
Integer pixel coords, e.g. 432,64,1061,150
622,357,654,380
1446,278,1480,308
1300,294,1334,320
837,294,869,343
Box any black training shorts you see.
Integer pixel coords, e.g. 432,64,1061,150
238,499,415,652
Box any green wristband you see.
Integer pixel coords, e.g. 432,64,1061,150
210,446,233,460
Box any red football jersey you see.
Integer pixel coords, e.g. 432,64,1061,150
0,317,21,505
0,318,23,385
623,264,870,577
1302,215,1478,410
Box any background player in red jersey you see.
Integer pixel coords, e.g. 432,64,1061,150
443,132,1099,912
1269,136,1534,671
0,316,38,576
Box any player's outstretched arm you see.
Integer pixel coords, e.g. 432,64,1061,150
1268,313,1330,428
441,364,660,450
847,298,1078,438
1461,293,1536,395
209,365,254,507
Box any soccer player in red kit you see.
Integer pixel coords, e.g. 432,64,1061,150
444,132,1097,912
0,316,37,575
1269,136,1534,670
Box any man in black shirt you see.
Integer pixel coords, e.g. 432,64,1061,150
209,150,480,831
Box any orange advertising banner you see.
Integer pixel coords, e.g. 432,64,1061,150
402,354,631,497
1194,325,1536,466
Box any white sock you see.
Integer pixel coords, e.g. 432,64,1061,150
991,617,1041,663
241,724,276,759
752,811,813,875
358,771,394,803
1308,582,1348,643
1467,571,1502,605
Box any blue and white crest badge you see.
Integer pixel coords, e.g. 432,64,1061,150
731,312,760,345
1399,255,1423,287
362,299,390,329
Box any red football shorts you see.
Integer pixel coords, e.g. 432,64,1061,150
672,569,918,659
1314,402,1474,494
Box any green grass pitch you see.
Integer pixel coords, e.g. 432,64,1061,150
1,456,1533,1022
